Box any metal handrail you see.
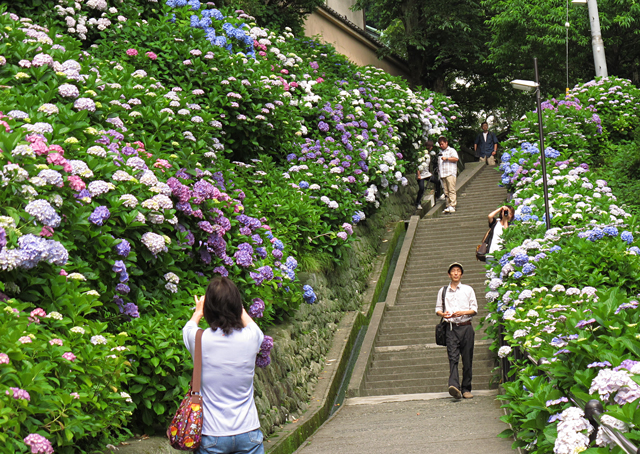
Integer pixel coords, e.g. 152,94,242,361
499,333,639,454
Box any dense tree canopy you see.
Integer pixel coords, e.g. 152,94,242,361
359,0,640,135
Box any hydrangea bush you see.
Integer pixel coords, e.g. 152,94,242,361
0,1,459,449
483,78,640,453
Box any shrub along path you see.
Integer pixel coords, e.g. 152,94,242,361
296,165,516,453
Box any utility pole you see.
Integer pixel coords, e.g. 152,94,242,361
587,0,608,77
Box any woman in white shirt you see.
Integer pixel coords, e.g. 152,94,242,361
183,277,265,454
487,205,515,259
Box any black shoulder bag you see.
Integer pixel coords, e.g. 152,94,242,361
435,286,448,346
476,219,498,262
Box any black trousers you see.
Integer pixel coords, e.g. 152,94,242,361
446,324,474,392
416,178,427,205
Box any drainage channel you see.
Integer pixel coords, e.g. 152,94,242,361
328,222,408,415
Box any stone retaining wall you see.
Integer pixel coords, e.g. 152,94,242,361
254,181,417,436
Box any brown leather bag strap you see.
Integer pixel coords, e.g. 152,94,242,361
191,329,204,393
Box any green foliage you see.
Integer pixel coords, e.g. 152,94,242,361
0,283,134,453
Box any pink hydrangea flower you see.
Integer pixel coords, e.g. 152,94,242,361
23,433,54,454
49,338,63,346
67,175,86,191
146,51,157,60
70,392,80,399
0,353,9,364
29,308,46,323
126,48,138,56
337,231,348,241
7,387,30,401
62,352,77,362
40,226,54,238
32,141,49,156
47,152,67,167
59,269,68,276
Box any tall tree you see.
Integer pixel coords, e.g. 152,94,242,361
357,0,491,92
484,0,640,95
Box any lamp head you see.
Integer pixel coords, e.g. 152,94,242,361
510,79,539,92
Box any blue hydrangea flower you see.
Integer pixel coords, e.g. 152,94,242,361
621,231,634,245
544,147,561,158
513,271,523,279
588,228,604,241
520,205,532,214
603,226,618,237
549,246,562,253
498,253,511,266
298,181,309,189
303,284,317,304
273,239,284,251
352,214,361,224
513,254,529,266
285,256,298,270
628,246,640,255
522,263,536,275
501,153,511,163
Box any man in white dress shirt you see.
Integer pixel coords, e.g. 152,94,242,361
437,136,459,214
435,262,478,399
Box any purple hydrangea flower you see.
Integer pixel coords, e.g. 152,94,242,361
89,206,110,226
249,298,265,318
115,239,131,257
124,303,139,318
213,266,228,277
116,283,130,294
576,318,596,329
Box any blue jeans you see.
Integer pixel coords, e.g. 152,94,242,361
197,429,264,454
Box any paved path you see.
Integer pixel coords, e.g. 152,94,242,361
296,394,514,454
365,165,508,396
297,165,516,453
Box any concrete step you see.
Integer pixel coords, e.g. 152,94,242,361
366,364,497,384
379,317,490,331
370,352,496,369
363,376,499,396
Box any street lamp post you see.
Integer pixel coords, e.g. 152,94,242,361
511,57,552,231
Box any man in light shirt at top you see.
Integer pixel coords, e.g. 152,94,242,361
437,136,459,214
435,262,478,400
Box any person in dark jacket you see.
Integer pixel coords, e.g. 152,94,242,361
474,122,498,165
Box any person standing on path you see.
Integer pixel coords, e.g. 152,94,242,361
184,277,266,454
474,122,499,165
437,136,459,214
486,205,515,261
415,140,434,210
435,263,478,400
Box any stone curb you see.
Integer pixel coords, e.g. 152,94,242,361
265,221,407,454
344,161,491,401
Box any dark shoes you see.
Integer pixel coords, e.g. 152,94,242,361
448,386,462,399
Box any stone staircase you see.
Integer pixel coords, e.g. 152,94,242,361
363,165,508,396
